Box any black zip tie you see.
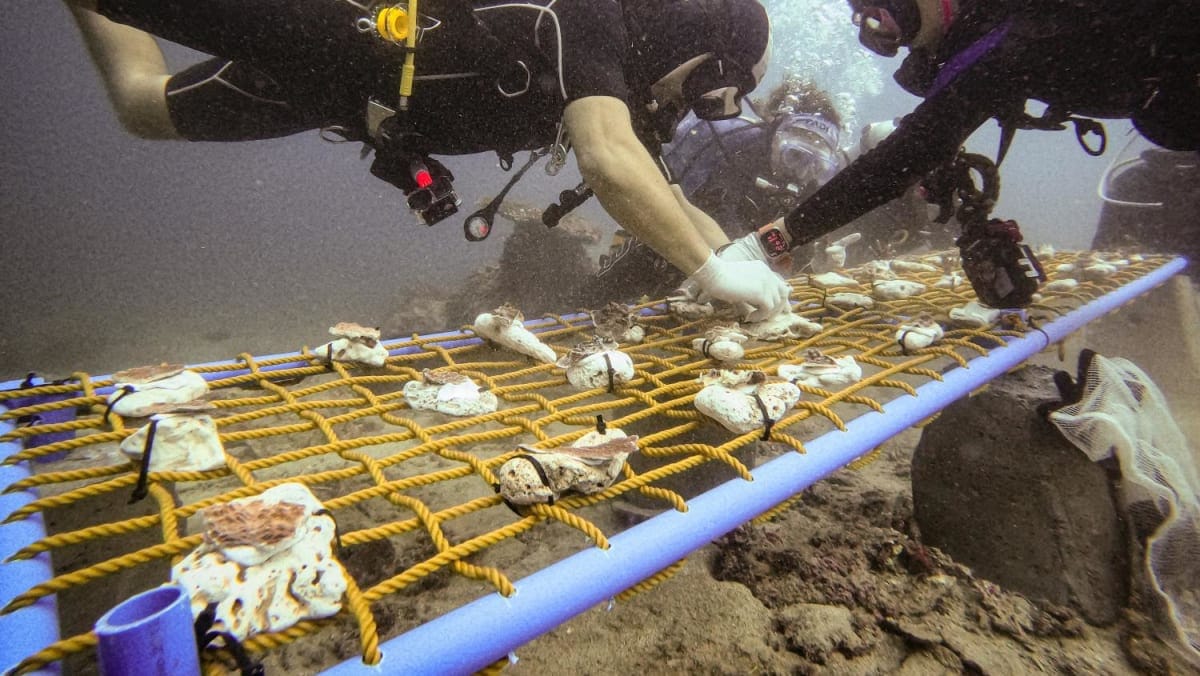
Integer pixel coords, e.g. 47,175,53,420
602,352,616,392
313,508,344,555
752,393,775,441
494,453,557,515
700,338,714,359
194,601,265,676
103,385,136,425
1027,316,1052,350
128,419,158,504
897,329,914,355
595,415,607,435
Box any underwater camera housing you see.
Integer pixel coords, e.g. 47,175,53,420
403,157,458,225
367,120,462,227
956,219,1046,308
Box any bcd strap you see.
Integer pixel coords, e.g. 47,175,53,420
997,104,1106,164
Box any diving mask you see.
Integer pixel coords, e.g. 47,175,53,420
770,115,843,188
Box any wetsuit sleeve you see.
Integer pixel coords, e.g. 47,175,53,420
554,0,629,102
782,52,1014,246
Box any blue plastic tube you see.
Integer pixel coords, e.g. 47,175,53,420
0,313,590,395
94,585,200,676
0,411,62,675
322,256,1188,675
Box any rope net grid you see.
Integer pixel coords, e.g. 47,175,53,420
0,250,1171,674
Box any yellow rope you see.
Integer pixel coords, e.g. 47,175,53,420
0,250,1166,673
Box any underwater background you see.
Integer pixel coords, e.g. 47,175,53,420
1,0,1136,379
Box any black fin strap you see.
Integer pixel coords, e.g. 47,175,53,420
897,329,914,355
128,419,158,504
103,385,135,425
594,415,607,435
752,393,775,441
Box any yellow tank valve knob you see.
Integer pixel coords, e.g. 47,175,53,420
376,6,410,41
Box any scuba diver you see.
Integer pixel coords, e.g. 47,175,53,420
63,0,792,321
1093,141,1199,280
583,77,847,301
714,0,1200,308
586,78,958,303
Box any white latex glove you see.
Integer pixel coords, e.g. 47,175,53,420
688,253,791,322
718,230,793,276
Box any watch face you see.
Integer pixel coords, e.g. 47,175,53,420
760,228,790,257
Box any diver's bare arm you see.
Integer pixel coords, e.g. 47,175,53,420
669,184,731,250
565,96,713,276
66,3,179,139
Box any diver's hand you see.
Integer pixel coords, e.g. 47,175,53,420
718,230,793,276
688,253,791,322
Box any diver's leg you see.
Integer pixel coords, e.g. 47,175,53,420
65,3,179,139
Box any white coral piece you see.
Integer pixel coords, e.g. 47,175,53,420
824,233,861,268
778,349,862,389
107,365,209,418
120,402,225,472
496,430,639,506
314,321,387,367
948,301,1002,328
826,292,875,310
556,338,635,390
692,324,749,362
872,279,927,300
171,483,346,640
472,304,558,364
809,271,860,289
1042,278,1080,292
403,369,499,416
694,370,801,435
934,273,965,290
590,302,646,344
895,314,945,351
741,310,823,340
888,259,939,274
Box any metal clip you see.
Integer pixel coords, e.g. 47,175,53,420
546,121,570,176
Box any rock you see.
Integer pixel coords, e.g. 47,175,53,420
911,364,1128,624
776,603,863,664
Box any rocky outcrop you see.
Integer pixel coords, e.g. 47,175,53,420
911,364,1129,625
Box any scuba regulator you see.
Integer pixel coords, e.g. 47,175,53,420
920,151,1045,308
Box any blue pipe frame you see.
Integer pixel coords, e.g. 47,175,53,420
0,257,1187,675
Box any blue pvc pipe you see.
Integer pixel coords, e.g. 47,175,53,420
0,411,61,675
322,256,1188,675
94,585,200,676
0,313,592,396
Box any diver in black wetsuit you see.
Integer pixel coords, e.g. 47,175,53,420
65,0,794,321
714,0,1198,303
